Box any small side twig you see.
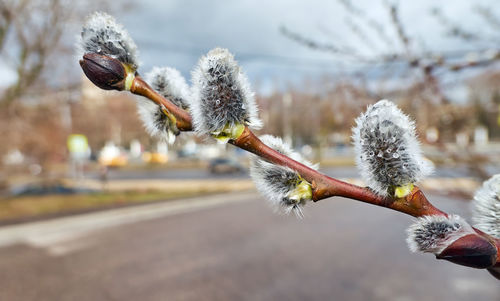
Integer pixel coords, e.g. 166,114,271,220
130,76,192,131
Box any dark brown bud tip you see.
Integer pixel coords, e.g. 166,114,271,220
487,267,500,280
80,53,126,91
436,234,497,269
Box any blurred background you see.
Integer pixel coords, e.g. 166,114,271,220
0,0,499,300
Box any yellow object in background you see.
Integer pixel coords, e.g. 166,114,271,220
99,156,128,167
142,152,168,164
98,142,128,167
67,134,89,154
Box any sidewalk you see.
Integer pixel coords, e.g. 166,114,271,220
69,177,481,196
68,178,255,193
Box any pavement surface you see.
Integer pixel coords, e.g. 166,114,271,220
0,192,498,301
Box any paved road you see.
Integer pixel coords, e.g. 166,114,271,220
0,192,498,300
90,167,249,180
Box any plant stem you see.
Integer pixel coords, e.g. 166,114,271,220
232,127,446,217
130,75,193,131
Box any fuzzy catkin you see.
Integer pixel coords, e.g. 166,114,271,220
79,12,139,69
406,215,474,254
191,48,262,136
472,174,500,238
250,135,317,218
352,100,432,196
145,67,191,110
135,67,192,143
136,99,177,144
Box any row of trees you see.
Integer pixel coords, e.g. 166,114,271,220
259,76,500,146
0,72,498,171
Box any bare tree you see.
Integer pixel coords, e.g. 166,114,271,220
280,0,500,180
0,0,123,106
0,0,68,105
0,0,132,177
280,0,500,103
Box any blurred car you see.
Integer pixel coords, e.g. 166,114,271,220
99,155,128,167
99,142,128,167
142,152,168,164
208,157,245,174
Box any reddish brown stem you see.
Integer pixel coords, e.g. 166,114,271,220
232,127,446,217
130,76,192,131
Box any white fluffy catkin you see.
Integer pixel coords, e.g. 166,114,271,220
145,67,191,110
406,215,475,254
136,99,177,144
135,67,191,144
472,174,500,238
250,135,317,218
191,48,262,137
352,100,432,196
79,11,139,69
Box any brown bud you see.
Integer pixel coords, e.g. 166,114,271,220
436,234,497,269
79,53,127,91
487,267,500,280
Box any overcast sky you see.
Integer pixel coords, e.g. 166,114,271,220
1,0,498,96
116,0,498,94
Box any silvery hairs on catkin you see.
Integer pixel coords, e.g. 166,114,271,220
472,174,500,238
406,215,475,254
352,99,433,196
79,11,139,69
145,67,191,111
191,48,262,136
135,67,191,144
135,98,177,144
250,135,317,218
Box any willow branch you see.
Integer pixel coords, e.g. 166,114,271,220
121,76,500,266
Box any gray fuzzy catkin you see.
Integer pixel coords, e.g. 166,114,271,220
191,48,262,136
352,100,433,196
472,174,500,238
79,12,139,69
136,98,177,144
250,135,317,218
135,67,191,144
145,67,191,110
406,215,474,254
